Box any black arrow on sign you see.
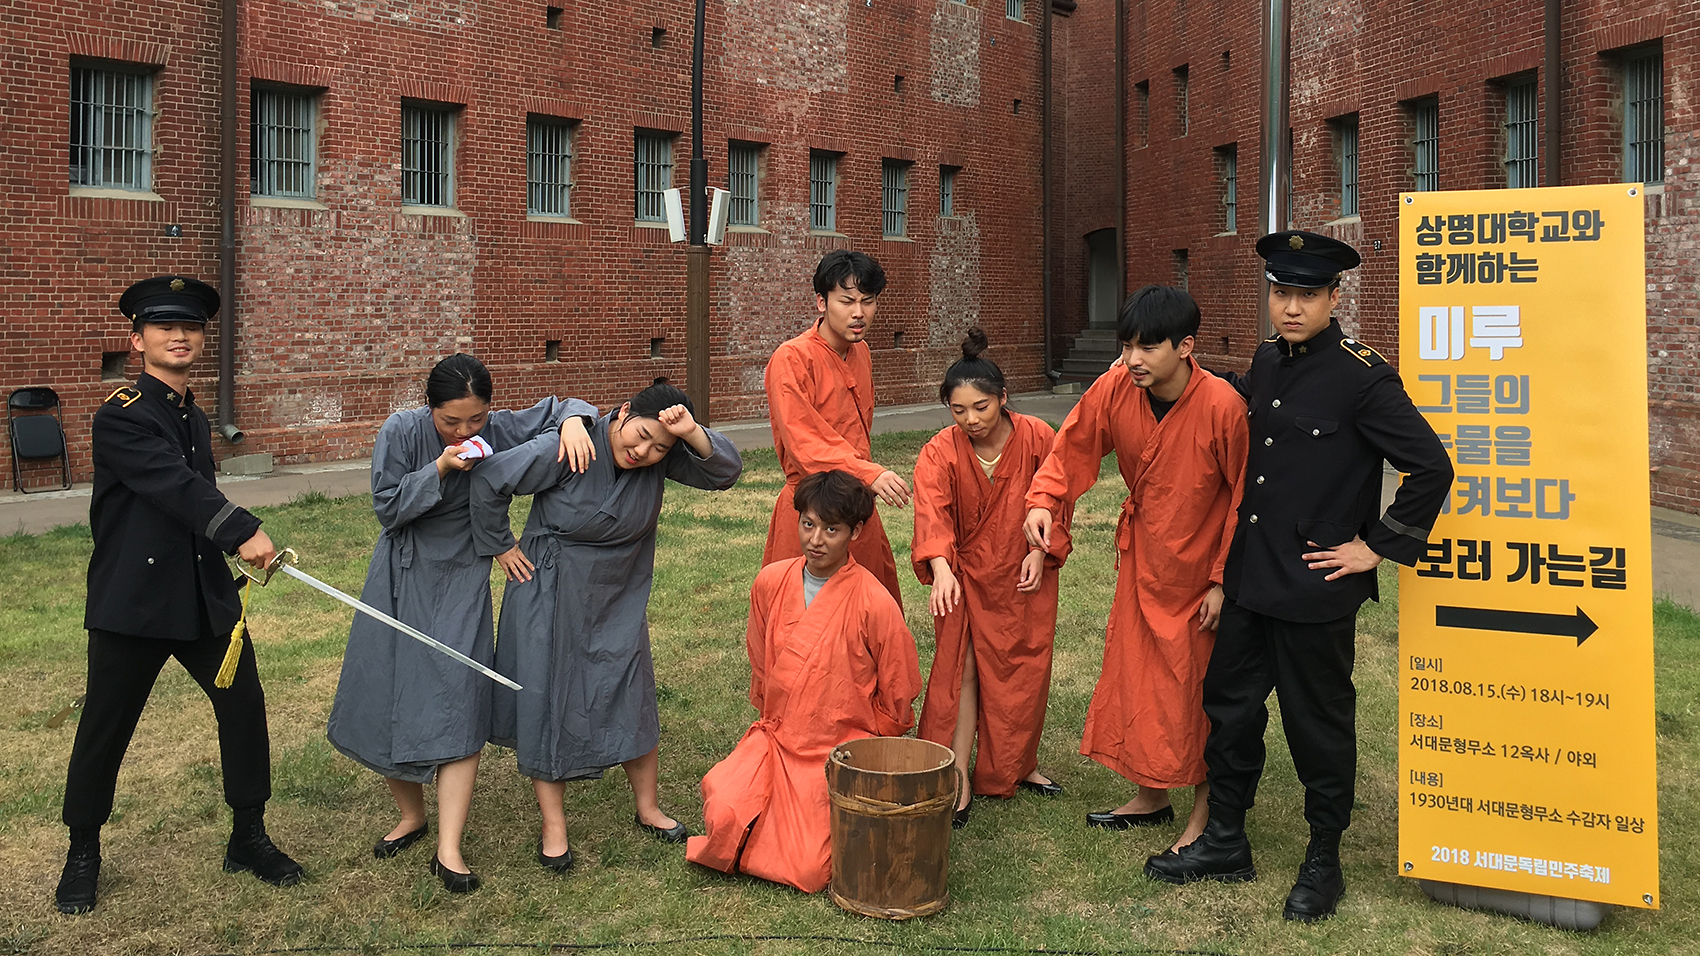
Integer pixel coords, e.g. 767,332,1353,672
1434,605,1599,646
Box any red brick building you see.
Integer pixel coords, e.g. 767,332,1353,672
1092,0,1698,512
3,0,1055,487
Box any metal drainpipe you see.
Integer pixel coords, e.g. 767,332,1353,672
1040,0,1058,382
1115,0,1126,306
217,0,243,444
1544,0,1560,187
1256,0,1291,340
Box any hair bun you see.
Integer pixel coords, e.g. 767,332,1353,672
653,376,670,386
961,327,989,360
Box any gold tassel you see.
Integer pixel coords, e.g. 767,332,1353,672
215,577,251,689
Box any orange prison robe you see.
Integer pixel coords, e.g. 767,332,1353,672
685,555,921,893
762,325,903,604
912,412,1073,797
1025,359,1248,788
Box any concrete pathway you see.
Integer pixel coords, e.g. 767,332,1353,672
4,389,1694,610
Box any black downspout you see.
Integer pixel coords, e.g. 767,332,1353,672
1544,0,1560,187
1040,0,1058,382
218,0,243,443
1115,0,1127,305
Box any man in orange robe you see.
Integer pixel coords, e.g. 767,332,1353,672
913,408,1072,800
1025,286,1248,848
687,470,921,893
763,250,910,604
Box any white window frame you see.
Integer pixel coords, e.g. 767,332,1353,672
939,166,957,217
1217,145,1237,233
1006,0,1024,21
70,63,153,191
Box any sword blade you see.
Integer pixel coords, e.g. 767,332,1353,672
276,564,522,691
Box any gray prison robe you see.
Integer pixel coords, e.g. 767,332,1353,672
327,397,596,782
470,414,742,782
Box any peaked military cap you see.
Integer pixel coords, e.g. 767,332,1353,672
118,275,221,329
1256,231,1362,288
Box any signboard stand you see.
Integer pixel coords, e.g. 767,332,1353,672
1396,183,1658,928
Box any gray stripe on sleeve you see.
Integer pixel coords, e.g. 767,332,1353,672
1381,512,1430,542
206,501,238,542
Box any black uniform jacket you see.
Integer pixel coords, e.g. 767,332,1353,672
1220,321,1453,623
85,373,262,641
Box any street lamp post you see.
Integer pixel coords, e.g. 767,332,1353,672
685,0,711,423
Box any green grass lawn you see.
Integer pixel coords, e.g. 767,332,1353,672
1,432,1696,955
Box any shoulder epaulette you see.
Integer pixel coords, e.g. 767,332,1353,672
104,386,142,408
1341,337,1387,367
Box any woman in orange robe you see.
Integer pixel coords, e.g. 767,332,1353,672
913,329,1072,824
687,471,921,893
1024,286,1248,849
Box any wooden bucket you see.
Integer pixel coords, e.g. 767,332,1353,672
826,736,957,919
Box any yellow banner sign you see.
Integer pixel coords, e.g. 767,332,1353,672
1396,183,1658,909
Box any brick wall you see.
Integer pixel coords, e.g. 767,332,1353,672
1100,0,1700,513
1,0,1047,487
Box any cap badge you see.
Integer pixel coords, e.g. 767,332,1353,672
1288,236,1305,250
169,278,186,292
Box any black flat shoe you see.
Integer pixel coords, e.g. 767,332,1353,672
373,824,429,859
429,854,482,893
1087,805,1176,829
538,843,575,874
1017,778,1064,797
635,815,690,843
952,799,972,829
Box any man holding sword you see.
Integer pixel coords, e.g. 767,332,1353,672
55,275,304,915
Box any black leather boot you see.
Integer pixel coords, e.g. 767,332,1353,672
1143,813,1256,884
1282,830,1345,922
55,828,100,915
224,805,305,886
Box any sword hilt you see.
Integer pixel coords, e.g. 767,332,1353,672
235,547,299,587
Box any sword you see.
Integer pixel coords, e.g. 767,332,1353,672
241,549,522,691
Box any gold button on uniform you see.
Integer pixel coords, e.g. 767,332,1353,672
1272,399,1281,408
1257,476,1266,484
1312,429,1321,436
1250,515,1259,523
1264,437,1274,446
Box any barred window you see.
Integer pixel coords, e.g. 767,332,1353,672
1006,0,1023,21
527,117,574,217
402,102,455,207
1505,77,1538,189
1412,98,1439,192
809,151,838,233
727,141,760,226
1335,115,1359,217
1624,49,1663,185
939,166,957,217
251,87,315,199
1216,145,1237,233
70,64,152,190
882,160,910,237
634,130,674,222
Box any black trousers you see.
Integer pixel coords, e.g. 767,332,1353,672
62,625,272,829
1202,598,1358,834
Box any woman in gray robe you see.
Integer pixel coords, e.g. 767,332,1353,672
327,353,596,892
470,381,741,871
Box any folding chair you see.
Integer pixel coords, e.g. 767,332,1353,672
8,387,72,493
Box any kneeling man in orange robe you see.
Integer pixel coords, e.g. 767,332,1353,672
686,470,922,893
